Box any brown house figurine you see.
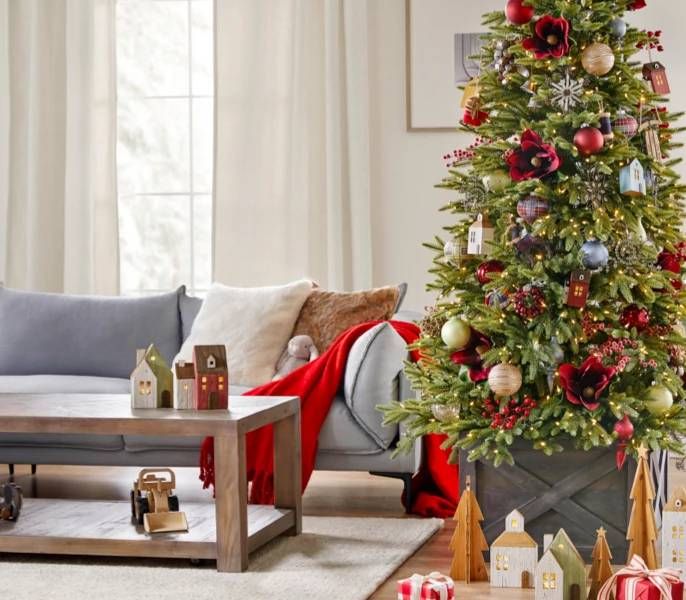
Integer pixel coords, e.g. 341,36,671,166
642,61,670,95
565,271,591,308
193,345,228,410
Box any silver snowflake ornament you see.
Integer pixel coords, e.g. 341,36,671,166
575,162,611,207
550,70,585,113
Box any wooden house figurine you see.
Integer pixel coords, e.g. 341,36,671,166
620,159,646,197
193,345,228,410
490,509,538,588
565,270,591,308
130,344,173,409
643,61,670,95
661,486,686,580
535,529,586,600
174,360,196,410
468,213,494,255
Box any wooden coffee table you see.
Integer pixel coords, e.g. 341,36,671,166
0,394,302,572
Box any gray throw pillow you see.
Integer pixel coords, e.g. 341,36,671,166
0,286,183,378
179,291,203,341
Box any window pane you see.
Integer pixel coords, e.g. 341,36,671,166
193,194,212,290
117,0,189,97
117,97,190,195
192,98,213,193
119,195,192,293
191,0,214,96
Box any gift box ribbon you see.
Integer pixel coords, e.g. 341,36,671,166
598,555,681,600
404,572,452,600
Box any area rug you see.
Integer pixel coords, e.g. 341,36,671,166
1,516,442,600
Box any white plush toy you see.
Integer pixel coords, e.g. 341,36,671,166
273,335,319,380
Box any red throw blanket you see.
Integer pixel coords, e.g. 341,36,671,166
199,320,458,517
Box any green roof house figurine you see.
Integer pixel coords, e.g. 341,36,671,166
130,344,173,409
535,529,586,600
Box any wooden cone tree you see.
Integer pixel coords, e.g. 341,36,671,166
626,446,658,569
449,476,488,583
588,527,613,600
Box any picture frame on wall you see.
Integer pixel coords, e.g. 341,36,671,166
405,0,501,131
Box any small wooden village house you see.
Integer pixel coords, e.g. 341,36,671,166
490,509,538,588
468,213,494,255
662,486,686,580
193,345,228,410
535,529,586,600
174,360,196,410
130,345,173,409
620,158,646,197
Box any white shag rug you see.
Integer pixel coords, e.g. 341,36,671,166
1,516,442,600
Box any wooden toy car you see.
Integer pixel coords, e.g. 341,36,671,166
130,468,187,533
0,482,23,521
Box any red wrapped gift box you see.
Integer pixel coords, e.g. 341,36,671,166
397,572,454,600
615,574,683,600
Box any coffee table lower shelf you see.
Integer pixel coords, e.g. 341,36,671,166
0,498,294,562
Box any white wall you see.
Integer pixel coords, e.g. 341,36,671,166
367,0,686,312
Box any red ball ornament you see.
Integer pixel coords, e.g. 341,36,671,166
658,250,682,274
506,0,534,25
476,260,505,285
620,304,650,331
574,126,605,156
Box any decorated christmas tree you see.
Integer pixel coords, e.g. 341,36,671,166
588,526,614,599
449,476,489,583
382,0,686,467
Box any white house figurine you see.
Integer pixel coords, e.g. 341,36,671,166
535,529,586,600
174,360,196,410
468,213,494,255
490,509,537,588
130,345,173,409
662,486,686,580
620,158,646,197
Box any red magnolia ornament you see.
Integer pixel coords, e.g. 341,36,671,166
506,0,534,25
476,260,505,285
558,356,616,411
451,331,492,382
629,0,646,9
574,126,604,156
506,129,561,181
620,304,650,331
513,286,546,319
522,15,570,59
614,414,635,470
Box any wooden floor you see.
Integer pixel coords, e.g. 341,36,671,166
3,463,684,599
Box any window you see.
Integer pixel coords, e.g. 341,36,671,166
116,0,214,296
542,572,557,590
495,553,509,571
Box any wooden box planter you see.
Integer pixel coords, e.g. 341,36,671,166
459,439,668,561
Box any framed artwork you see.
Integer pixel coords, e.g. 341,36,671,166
406,0,501,131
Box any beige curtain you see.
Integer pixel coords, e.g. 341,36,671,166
0,0,119,294
213,0,372,290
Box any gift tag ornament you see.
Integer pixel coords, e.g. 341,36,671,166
574,125,605,156
642,61,670,94
613,109,638,139
516,195,549,224
581,42,615,76
645,384,674,415
581,239,609,270
441,317,471,350
487,363,523,396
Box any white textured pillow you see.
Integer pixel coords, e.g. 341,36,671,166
176,280,313,386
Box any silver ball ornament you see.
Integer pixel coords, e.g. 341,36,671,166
581,239,609,270
610,18,627,39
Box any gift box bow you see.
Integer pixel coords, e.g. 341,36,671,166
598,555,681,600
398,572,454,600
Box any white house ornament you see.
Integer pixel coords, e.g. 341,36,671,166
468,213,495,255
488,363,522,397
534,529,587,600
620,159,646,197
550,70,585,113
490,510,537,588
662,487,686,579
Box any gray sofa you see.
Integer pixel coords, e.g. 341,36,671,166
0,286,420,503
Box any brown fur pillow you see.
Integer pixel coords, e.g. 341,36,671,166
292,285,404,352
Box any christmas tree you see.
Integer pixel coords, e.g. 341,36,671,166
449,476,489,582
588,526,613,600
382,0,686,466
626,445,658,568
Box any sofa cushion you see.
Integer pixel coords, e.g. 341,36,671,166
0,286,183,379
180,292,203,341
343,322,407,449
176,280,313,386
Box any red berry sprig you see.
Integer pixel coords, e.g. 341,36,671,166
482,395,537,430
442,137,491,168
637,30,664,52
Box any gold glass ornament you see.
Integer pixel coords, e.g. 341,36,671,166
487,363,523,397
581,43,615,76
